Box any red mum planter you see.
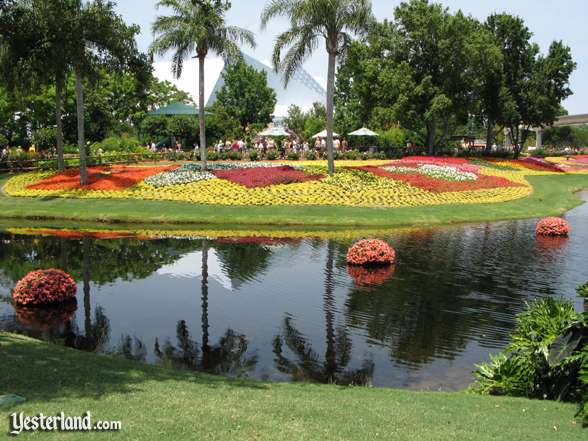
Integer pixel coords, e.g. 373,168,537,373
12,269,77,307
346,239,396,266
535,217,571,237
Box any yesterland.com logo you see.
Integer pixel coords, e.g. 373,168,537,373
8,411,122,436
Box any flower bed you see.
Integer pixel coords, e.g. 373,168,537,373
213,165,324,188
535,217,571,237
516,157,565,173
384,164,478,181
346,239,396,266
27,165,176,191
356,166,523,193
12,269,77,306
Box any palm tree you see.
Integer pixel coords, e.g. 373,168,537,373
261,0,374,175
150,0,256,171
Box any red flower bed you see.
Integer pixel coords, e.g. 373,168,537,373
535,217,571,237
28,165,176,191
12,269,77,306
515,158,565,173
14,300,77,332
355,166,523,193
213,166,323,188
346,239,396,266
347,265,395,288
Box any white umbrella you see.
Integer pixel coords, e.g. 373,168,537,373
349,127,378,137
311,129,340,139
258,126,290,137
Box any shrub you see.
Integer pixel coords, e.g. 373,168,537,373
12,269,77,306
346,239,396,266
306,151,317,160
227,150,242,161
536,217,571,237
266,150,278,160
286,152,300,160
472,298,587,406
578,283,588,298
248,150,259,161
92,136,141,153
32,127,57,150
207,152,219,161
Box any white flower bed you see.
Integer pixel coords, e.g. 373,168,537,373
384,164,478,182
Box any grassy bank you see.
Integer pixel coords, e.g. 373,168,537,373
0,333,584,440
1,174,588,228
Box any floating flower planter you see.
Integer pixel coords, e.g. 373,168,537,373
12,269,77,307
346,239,396,266
535,217,570,237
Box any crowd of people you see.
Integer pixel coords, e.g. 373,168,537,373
213,136,350,157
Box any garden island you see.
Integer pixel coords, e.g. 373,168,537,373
1,0,588,440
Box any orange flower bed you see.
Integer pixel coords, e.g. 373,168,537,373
27,166,177,191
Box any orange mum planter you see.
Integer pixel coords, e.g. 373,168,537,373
346,239,396,266
535,217,571,237
12,269,77,306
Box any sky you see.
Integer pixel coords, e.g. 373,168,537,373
114,0,588,115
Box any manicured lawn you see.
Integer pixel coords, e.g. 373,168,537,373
1,173,587,227
0,333,584,440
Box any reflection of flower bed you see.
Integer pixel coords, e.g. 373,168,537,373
535,235,569,252
536,217,570,237
213,166,324,188
25,229,142,240
14,299,77,332
216,236,301,246
27,165,176,191
346,239,395,266
356,166,523,193
13,269,77,306
347,265,395,288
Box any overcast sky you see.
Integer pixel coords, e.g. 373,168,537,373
114,0,587,114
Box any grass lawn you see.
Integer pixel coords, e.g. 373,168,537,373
0,333,584,440
0,173,587,228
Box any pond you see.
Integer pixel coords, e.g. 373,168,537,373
1,195,587,391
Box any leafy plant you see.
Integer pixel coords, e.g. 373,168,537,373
577,283,588,298
472,298,587,410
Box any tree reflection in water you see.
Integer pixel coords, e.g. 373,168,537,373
273,241,374,385
154,240,257,376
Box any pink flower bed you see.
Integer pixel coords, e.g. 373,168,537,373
12,269,77,306
346,239,396,266
213,166,324,188
535,217,571,237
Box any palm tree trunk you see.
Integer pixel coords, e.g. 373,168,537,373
55,74,65,171
198,55,207,171
323,240,337,381
82,236,91,340
326,51,336,176
75,67,88,185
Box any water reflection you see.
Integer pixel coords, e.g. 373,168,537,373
273,242,374,385
1,198,587,390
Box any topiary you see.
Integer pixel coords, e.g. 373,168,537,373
346,239,396,266
12,269,77,307
536,217,571,237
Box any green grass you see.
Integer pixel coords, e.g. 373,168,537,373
0,333,584,440
1,173,588,228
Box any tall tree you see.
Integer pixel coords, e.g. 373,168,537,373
261,0,374,175
150,0,255,170
215,59,276,129
68,0,139,185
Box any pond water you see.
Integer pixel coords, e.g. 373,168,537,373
1,195,587,391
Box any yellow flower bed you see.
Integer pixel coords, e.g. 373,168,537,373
4,161,536,208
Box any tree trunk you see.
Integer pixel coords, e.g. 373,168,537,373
198,55,207,171
326,51,336,176
55,74,65,170
75,67,88,185
427,123,436,155
82,236,91,340
484,119,494,155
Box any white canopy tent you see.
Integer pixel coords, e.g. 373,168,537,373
349,127,378,137
258,126,290,137
311,130,340,139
